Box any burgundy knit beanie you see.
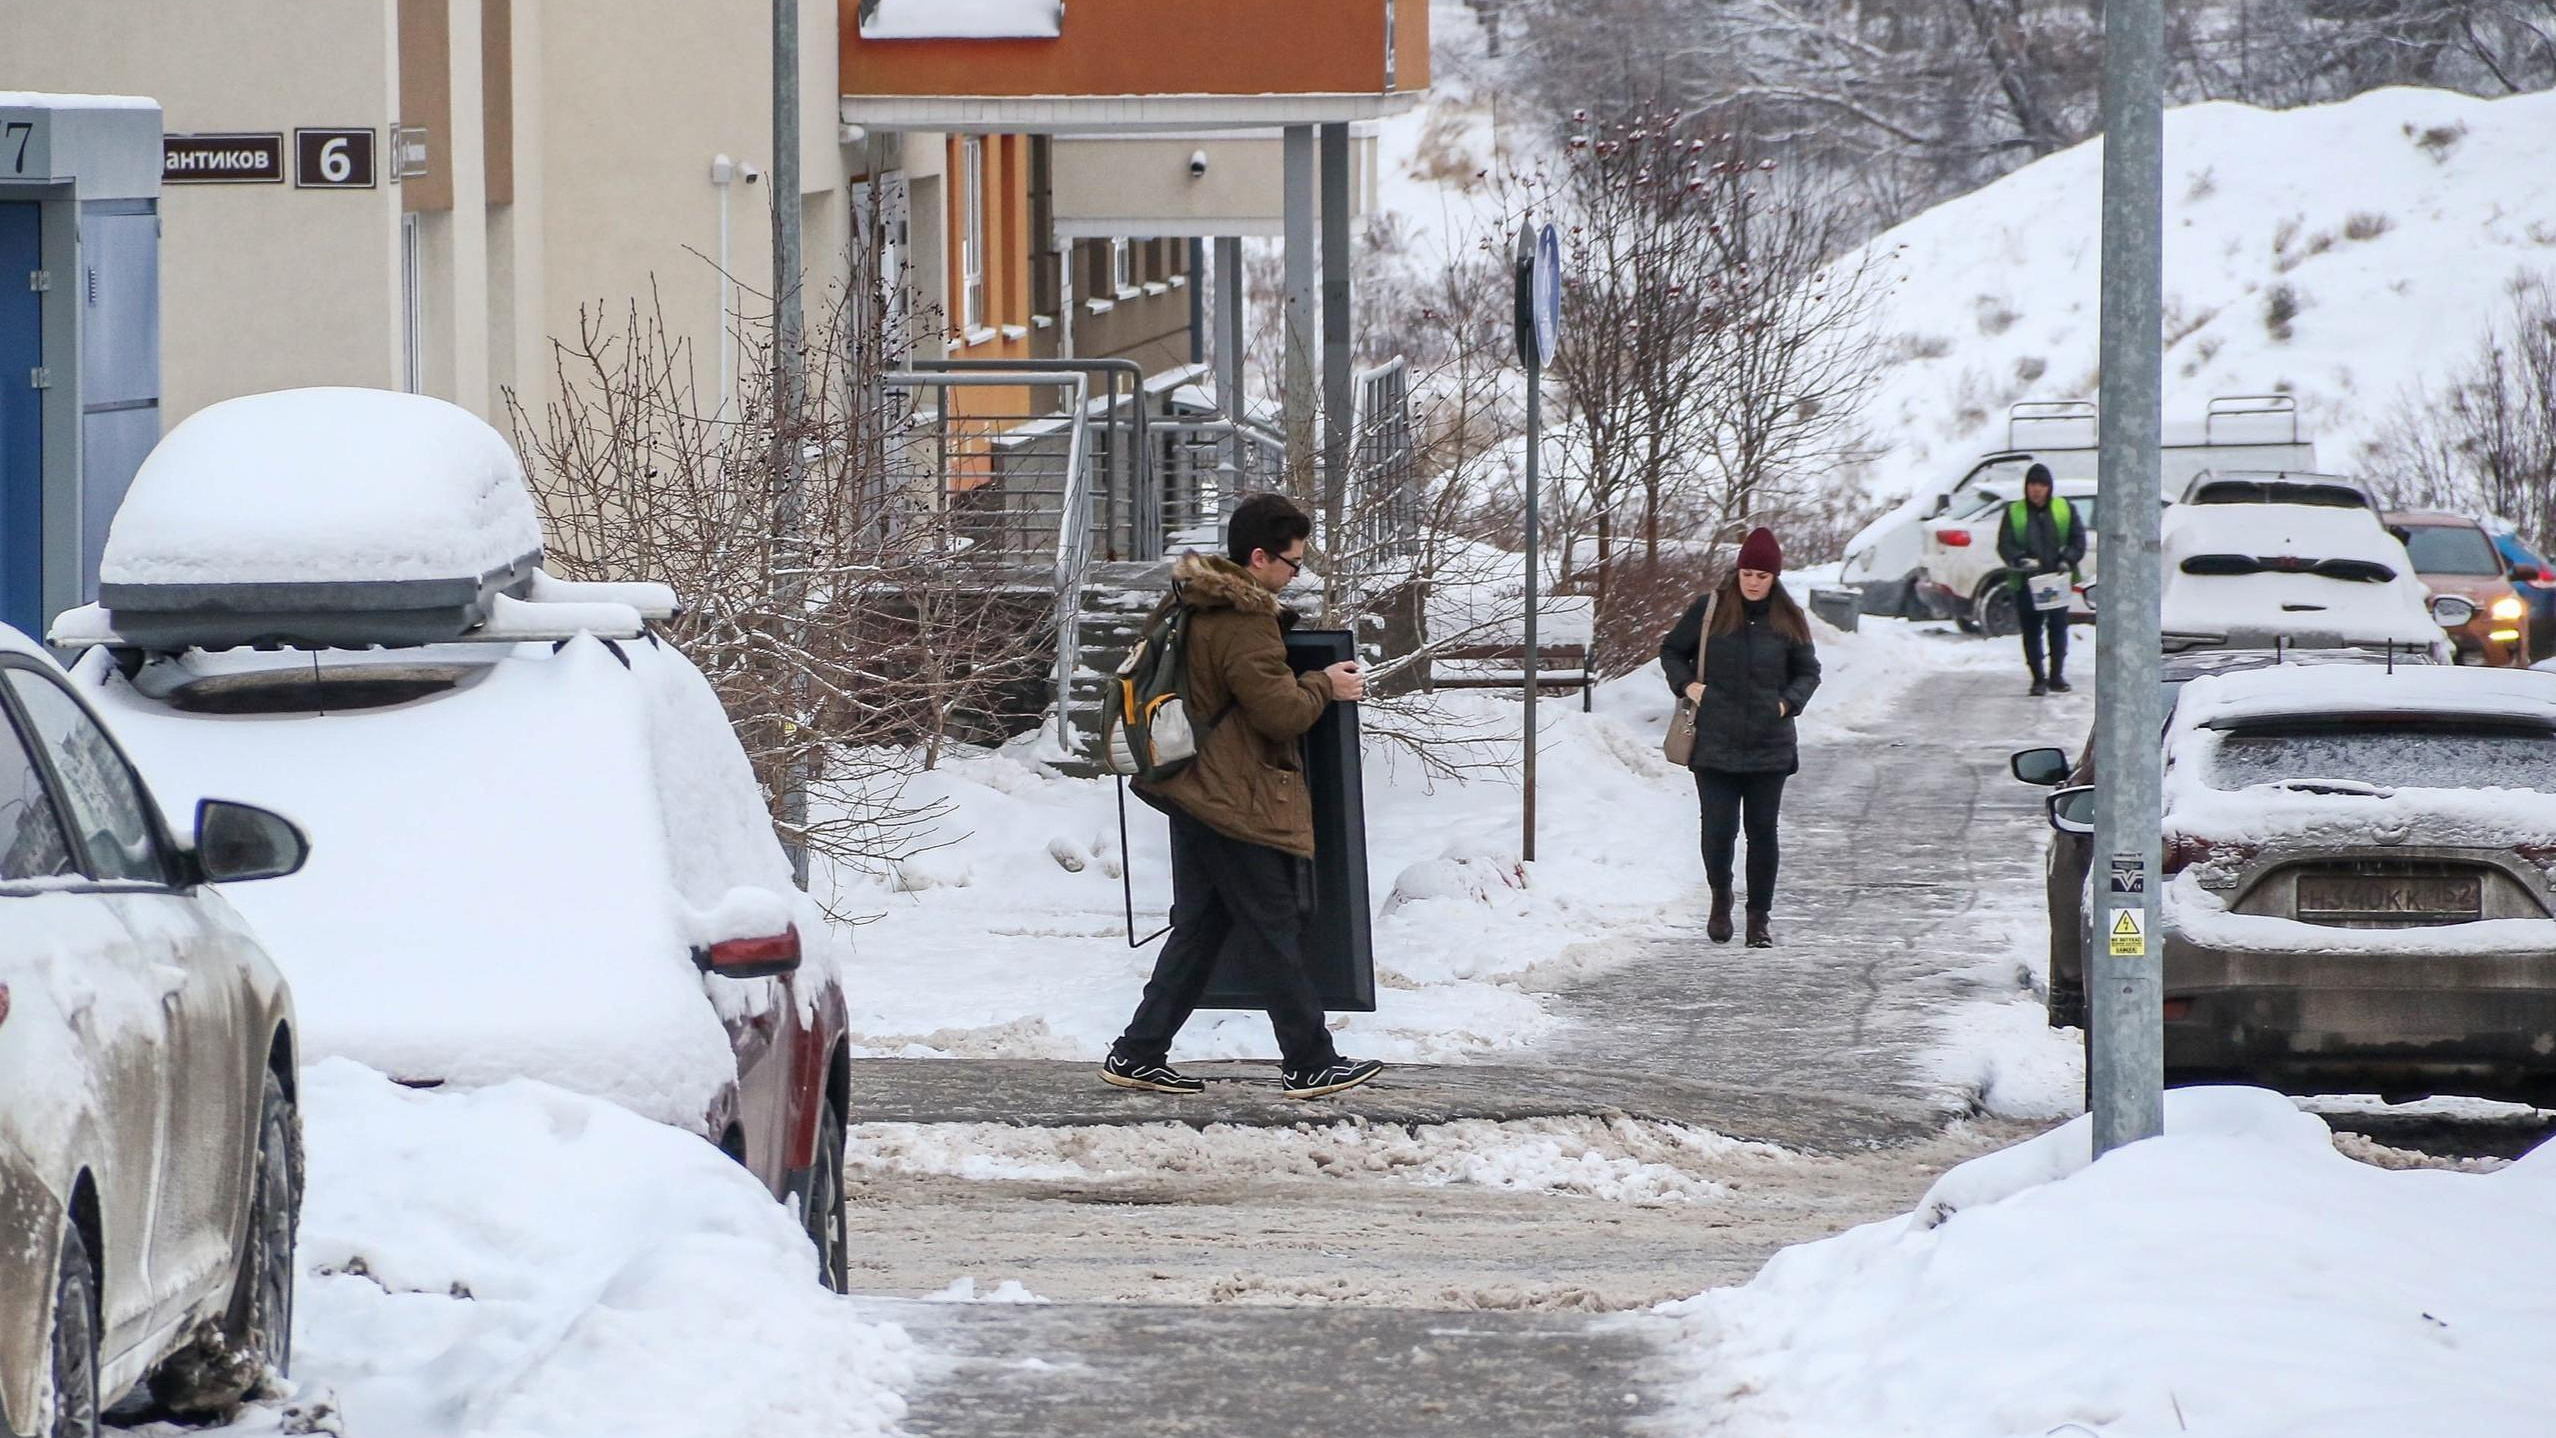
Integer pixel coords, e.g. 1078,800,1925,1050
1736,527,1783,574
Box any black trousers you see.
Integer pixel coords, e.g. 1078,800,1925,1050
2019,602,2071,680
1695,769,1787,915
1115,808,1339,1072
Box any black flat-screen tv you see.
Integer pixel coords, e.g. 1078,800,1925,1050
1199,627,1376,1013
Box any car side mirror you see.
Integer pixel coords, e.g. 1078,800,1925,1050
2388,525,2413,545
1926,495,1950,519
2429,594,2477,627
694,926,803,980
2047,785,2096,835
195,799,310,883
2010,747,2072,787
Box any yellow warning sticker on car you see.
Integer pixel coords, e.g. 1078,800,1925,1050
2109,908,2147,957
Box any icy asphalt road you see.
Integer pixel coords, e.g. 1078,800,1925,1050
866,664,2086,1434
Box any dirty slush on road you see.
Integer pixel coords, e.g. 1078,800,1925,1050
838,669,2084,1433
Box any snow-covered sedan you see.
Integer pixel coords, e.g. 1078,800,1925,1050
2050,664,2556,1104
0,626,308,1437
2160,501,2471,661
48,387,856,1290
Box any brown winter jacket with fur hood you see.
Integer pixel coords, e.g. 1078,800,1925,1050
1136,553,1336,858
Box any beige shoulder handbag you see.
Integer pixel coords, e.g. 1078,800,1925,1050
1661,593,1714,766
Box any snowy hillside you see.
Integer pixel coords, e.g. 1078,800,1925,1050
1856,85,2556,505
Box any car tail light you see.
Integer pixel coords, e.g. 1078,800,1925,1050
2162,997,2193,1022
2163,835,2258,874
694,926,804,980
1933,528,1973,547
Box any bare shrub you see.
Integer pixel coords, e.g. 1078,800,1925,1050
2371,271,2556,552
2263,283,2301,343
512,281,1039,905
2344,211,2395,242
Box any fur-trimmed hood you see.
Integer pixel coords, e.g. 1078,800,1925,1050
1173,552,1285,618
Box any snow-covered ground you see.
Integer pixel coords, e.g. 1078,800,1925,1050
816,606,1998,1066
162,1061,913,1438
1660,1086,2556,1437
1851,85,2556,504
848,1115,1787,1207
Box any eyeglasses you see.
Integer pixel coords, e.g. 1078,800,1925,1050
1266,550,1304,576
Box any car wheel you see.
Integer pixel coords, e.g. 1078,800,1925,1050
1975,581,2020,639
50,1223,100,1438
235,1071,302,1379
803,1098,850,1293
157,1071,300,1415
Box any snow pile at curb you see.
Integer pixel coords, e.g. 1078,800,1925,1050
849,1116,1789,1207
1659,1087,2556,1437
198,1061,914,1438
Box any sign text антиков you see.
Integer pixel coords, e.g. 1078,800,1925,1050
163,134,285,184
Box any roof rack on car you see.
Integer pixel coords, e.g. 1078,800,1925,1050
2204,394,2301,445
49,565,683,652
2008,399,2098,451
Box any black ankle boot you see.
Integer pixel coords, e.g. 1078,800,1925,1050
1707,887,1735,944
1746,911,1773,948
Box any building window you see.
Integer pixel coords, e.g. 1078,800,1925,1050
1110,236,1132,295
960,136,986,333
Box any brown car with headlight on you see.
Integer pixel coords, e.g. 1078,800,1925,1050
2387,510,2532,666
2047,664,2556,1105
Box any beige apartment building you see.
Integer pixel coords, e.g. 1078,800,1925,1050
14,0,851,428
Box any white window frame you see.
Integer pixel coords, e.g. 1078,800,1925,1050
1110,236,1133,296
959,137,986,334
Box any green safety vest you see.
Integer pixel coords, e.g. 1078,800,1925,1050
2006,494,2077,546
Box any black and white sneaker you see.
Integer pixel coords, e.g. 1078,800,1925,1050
1099,1052,1205,1095
1280,1058,1385,1099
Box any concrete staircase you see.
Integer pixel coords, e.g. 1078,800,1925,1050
1052,558,1175,775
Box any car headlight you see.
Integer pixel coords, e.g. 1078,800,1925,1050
2491,595,2527,621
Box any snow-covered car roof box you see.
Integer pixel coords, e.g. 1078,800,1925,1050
90,388,547,647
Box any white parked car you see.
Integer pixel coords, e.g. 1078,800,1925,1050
1916,475,2099,634
49,387,858,1290
2160,502,2469,660
2053,664,2556,1104
0,625,309,1436
1843,393,2316,620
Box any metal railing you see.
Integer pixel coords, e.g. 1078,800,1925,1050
879,369,1097,747
915,358,1154,562
1156,417,1286,552
1342,356,1421,589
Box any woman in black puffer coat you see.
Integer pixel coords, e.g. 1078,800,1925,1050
1659,527,1822,947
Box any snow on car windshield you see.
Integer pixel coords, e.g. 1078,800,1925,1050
2400,525,2504,576
2206,720,2556,792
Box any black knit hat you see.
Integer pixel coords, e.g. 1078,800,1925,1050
2024,462,2054,490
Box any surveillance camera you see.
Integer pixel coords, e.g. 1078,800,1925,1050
1188,149,1208,178
741,162,764,185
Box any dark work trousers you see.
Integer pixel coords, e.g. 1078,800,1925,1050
1695,769,1788,915
2019,603,2071,681
1115,807,1340,1072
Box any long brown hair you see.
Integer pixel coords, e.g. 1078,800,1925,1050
1706,572,1813,642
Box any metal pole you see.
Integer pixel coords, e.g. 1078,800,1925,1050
1321,122,1354,611
2091,0,2166,1153
1214,236,1245,490
1281,125,1317,503
1518,232,1541,865
772,0,811,889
